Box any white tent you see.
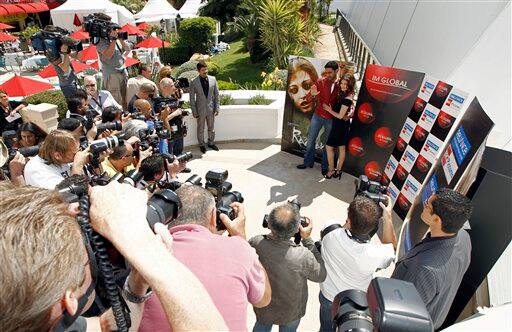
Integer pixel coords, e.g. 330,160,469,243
178,0,205,18
50,0,134,32
134,0,179,23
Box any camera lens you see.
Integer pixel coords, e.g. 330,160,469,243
146,189,181,229
333,290,373,332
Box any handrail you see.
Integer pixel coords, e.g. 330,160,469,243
334,9,380,81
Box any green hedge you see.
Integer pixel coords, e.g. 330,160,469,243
178,17,216,54
217,80,237,90
248,94,272,105
205,61,220,76
159,46,190,65
24,90,68,120
175,60,199,78
219,94,234,105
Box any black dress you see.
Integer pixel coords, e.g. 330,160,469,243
326,97,353,147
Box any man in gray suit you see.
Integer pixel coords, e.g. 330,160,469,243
189,62,219,153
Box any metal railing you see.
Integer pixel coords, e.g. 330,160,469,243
334,9,380,81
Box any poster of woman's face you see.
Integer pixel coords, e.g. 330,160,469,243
287,58,319,114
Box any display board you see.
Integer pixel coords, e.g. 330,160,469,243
384,75,471,219
280,56,354,159
343,64,424,181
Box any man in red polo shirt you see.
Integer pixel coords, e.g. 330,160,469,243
138,185,272,332
297,61,340,175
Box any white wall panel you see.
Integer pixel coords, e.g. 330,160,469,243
364,0,391,50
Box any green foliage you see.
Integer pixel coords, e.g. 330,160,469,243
111,0,147,13
24,90,68,120
219,94,234,105
182,100,191,109
178,70,198,83
199,0,246,27
217,80,238,90
205,61,220,76
18,25,40,40
175,60,199,78
321,14,336,25
159,46,190,65
248,94,272,105
261,67,287,90
178,17,216,54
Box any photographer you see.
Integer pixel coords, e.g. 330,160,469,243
159,77,185,156
0,181,227,331
138,185,271,332
249,202,326,332
102,105,122,123
319,196,396,332
139,153,186,186
83,75,122,115
57,117,97,143
100,137,152,177
51,43,80,100
126,63,159,103
0,140,26,187
127,83,156,114
391,189,473,330
95,14,131,108
24,129,90,189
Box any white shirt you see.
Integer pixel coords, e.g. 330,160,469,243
24,155,71,189
126,76,159,103
89,90,122,115
320,219,395,301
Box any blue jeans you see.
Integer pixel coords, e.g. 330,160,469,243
253,319,301,332
169,137,184,155
303,113,332,170
319,292,336,332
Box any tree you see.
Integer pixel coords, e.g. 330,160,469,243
199,0,246,27
111,0,147,14
178,17,216,54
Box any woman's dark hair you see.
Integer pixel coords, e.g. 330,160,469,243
16,122,46,145
102,106,121,123
339,74,356,100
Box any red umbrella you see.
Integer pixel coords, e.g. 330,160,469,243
38,64,58,78
70,59,95,73
0,23,14,30
125,57,140,67
80,44,98,61
120,23,145,36
136,36,170,49
90,61,99,70
0,32,17,42
0,75,53,97
137,22,150,31
70,29,89,40
73,14,82,27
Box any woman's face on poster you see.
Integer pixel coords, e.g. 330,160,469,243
288,69,315,113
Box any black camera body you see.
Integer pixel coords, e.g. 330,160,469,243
175,77,190,89
83,14,128,42
262,198,308,244
31,26,83,62
97,120,122,135
161,151,193,164
332,277,433,332
355,175,388,206
88,134,125,168
204,169,244,231
153,97,184,111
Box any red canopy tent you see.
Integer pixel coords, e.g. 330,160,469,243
0,75,53,97
80,44,98,61
136,36,170,49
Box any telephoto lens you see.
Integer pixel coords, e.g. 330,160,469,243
174,152,193,163
90,134,125,154
146,189,182,229
122,169,144,187
332,290,373,332
97,121,122,135
184,174,202,185
8,145,40,161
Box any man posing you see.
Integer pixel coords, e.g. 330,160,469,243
189,62,220,153
392,188,473,330
297,61,340,175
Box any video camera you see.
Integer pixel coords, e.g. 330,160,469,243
83,13,128,44
332,277,433,332
355,175,388,206
262,198,309,244
31,25,83,62
153,97,184,111
204,169,244,231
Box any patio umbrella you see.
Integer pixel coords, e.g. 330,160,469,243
125,57,140,67
0,23,14,30
0,75,53,97
120,23,145,36
0,32,17,42
70,29,89,40
80,44,98,61
137,22,150,31
38,64,58,78
136,36,170,49
70,59,95,73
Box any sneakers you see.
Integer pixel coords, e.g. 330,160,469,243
200,146,206,153
208,144,219,151
296,164,313,169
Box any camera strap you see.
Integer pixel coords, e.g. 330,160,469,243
345,229,371,244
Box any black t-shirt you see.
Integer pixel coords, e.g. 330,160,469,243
0,101,23,134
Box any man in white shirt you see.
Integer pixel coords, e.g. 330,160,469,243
24,129,89,189
126,63,158,103
83,75,122,115
319,196,397,331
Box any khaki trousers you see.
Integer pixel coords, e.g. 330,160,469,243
104,71,127,109
197,112,215,146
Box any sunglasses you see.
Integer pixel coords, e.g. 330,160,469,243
85,84,96,87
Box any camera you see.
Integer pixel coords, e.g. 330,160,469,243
83,13,128,43
175,77,190,89
355,175,388,206
152,174,202,192
332,277,433,332
162,151,193,164
262,198,309,244
88,134,125,168
8,145,40,161
31,25,83,62
204,169,244,231
153,97,184,111
97,120,122,135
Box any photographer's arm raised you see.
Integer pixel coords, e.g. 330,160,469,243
380,198,398,250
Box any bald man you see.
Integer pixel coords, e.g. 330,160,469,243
83,75,122,115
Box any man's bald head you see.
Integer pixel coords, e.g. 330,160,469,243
159,77,176,97
268,203,300,240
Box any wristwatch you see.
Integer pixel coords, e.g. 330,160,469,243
122,277,152,303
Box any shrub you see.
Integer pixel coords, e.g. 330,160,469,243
24,90,68,120
159,46,190,65
219,94,234,105
205,61,220,76
175,60,199,78
178,70,198,83
261,67,287,91
217,80,237,90
248,94,272,105
182,101,191,109
178,17,216,54
18,25,40,40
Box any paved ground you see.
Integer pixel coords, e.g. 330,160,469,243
175,141,395,331
313,24,340,60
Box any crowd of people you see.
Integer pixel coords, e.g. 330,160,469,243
0,15,475,332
